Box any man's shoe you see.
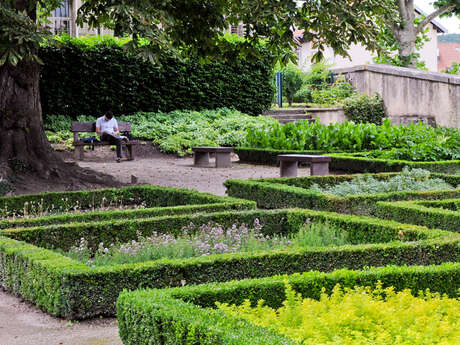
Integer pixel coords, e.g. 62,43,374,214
116,157,121,163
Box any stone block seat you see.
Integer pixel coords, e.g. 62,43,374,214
192,147,234,168
277,154,331,177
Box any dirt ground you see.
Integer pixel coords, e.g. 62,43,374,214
1,147,315,345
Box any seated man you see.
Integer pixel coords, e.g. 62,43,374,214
96,111,127,162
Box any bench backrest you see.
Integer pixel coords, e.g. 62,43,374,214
71,122,132,132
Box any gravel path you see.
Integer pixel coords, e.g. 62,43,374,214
0,290,121,345
77,154,312,196
1,152,312,345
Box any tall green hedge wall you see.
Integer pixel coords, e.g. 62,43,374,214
39,42,273,118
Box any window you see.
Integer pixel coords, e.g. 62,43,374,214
52,1,71,35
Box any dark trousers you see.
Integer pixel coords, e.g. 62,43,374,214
101,132,122,158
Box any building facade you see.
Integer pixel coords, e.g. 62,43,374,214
48,0,112,36
438,37,460,72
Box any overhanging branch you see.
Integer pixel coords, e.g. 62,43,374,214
416,4,455,34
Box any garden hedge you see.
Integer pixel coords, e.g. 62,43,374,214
234,148,460,173
235,147,325,166
39,40,273,118
0,185,254,218
117,262,460,345
1,208,458,319
224,172,460,215
375,198,460,233
329,152,460,174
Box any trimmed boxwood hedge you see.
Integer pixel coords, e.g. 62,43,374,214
117,262,460,345
329,153,460,174
0,208,458,319
224,172,460,215
234,148,460,173
0,202,255,230
235,147,325,166
375,198,460,233
0,185,254,218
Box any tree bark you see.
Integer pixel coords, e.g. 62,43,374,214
0,61,118,188
0,60,61,179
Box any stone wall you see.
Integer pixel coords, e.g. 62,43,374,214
332,64,460,128
306,108,347,125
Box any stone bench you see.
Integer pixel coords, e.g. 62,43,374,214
192,147,233,168
71,122,138,161
277,154,331,177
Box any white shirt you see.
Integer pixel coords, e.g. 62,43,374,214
96,116,118,135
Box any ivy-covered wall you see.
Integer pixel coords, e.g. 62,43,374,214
39,40,273,118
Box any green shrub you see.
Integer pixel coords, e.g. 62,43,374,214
310,76,355,105
116,262,460,345
235,147,324,165
224,172,460,215
39,35,273,118
0,185,253,218
343,93,385,124
2,208,458,319
234,148,460,173
218,281,460,345
328,153,460,174
375,199,460,233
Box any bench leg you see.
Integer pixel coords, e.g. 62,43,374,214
310,162,329,176
280,161,298,177
215,152,232,168
74,146,84,161
127,145,134,160
194,152,210,166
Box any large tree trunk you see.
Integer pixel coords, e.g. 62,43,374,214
0,61,118,190
392,0,417,68
0,1,117,193
395,27,417,67
0,61,61,179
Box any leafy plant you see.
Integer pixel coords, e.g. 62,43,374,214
45,108,277,156
218,281,460,345
343,93,385,124
310,76,355,105
245,117,460,160
442,62,460,75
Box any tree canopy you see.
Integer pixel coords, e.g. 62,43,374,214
0,0,396,185
377,0,460,68
1,0,397,66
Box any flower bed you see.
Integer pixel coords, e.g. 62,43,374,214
116,262,460,345
224,172,460,215
1,208,458,319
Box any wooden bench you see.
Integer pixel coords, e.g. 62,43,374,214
277,154,331,177
192,147,233,168
71,122,138,161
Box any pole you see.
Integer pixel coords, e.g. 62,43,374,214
276,72,283,108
